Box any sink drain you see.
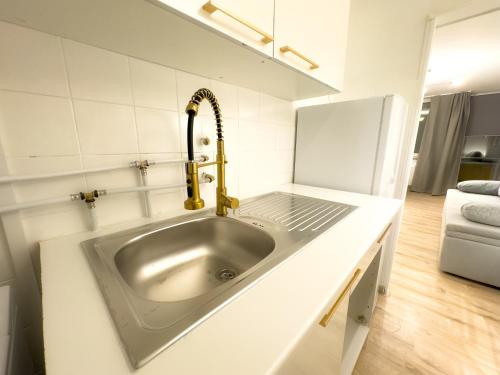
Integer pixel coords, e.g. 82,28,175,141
216,268,238,281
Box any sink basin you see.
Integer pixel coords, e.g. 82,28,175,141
82,192,356,368
115,218,275,302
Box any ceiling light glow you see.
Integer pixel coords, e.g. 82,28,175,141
451,78,465,86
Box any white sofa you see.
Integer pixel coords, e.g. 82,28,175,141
440,189,500,287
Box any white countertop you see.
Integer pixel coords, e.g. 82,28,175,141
41,184,401,375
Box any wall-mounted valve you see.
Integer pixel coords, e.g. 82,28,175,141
71,190,106,231
131,160,151,176
71,190,106,209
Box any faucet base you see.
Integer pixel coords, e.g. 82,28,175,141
184,198,205,210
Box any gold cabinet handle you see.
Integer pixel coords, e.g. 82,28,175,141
319,268,361,327
377,223,392,244
202,1,273,44
279,46,319,70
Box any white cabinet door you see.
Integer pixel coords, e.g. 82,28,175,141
274,0,351,90
155,0,275,57
271,290,349,375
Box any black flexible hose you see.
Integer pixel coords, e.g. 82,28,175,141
186,88,222,162
187,111,195,161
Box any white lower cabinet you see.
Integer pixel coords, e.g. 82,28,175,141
271,227,389,375
341,246,382,375
272,285,349,375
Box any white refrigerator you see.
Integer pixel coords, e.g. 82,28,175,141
294,95,408,293
294,95,408,198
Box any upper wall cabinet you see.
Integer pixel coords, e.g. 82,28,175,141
274,0,351,90
157,0,275,57
0,0,350,100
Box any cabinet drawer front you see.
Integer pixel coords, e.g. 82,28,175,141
202,1,273,44
273,0,350,89
160,0,275,57
350,223,391,291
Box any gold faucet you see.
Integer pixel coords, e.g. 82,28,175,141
183,88,239,216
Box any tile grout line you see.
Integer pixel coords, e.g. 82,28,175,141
0,87,222,117
173,70,184,157
126,56,151,216
125,56,142,156
58,36,88,193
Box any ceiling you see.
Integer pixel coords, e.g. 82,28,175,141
425,9,500,96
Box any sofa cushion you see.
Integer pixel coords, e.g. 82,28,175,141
443,189,500,245
462,202,500,227
457,180,500,195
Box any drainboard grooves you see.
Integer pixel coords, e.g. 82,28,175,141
312,207,348,231
271,199,321,221
287,205,335,231
239,192,356,233
300,206,344,231
254,198,295,216
266,197,306,217
281,203,329,225
239,194,288,214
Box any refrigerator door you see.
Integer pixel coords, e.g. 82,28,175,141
294,97,385,194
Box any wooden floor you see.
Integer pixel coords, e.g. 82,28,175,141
353,192,500,375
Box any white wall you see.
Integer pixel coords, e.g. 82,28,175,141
294,0,473,197
295,0,472,105
0,20,295,369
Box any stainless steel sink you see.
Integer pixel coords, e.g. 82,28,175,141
82,192,356,368
114,218,275,302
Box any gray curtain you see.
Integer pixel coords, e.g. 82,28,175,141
411,92,471,195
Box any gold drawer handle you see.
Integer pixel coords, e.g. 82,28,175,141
279,46,319,70
202,1,273,44
377,223,392,244
319,268,361,327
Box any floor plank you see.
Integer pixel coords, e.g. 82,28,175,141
353,191,500,375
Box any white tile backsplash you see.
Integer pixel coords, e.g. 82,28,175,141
239,120,276,152
0,22,69,97
143,153,184,186
93,193,144,227
82,154,140,189
209,80,238,120
176,71,211,116
260,93,295,125
238,87,260,121
129,58,178,111
21,203,89,243
0,19,295,236
142,153,188,216
135,108,181,153
63,39,133,105
219,118,239,152
0,91,79,157
149,189,185,216
73,100,138,155
8,156,84,201
239,151,273,197
275,124,296,150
